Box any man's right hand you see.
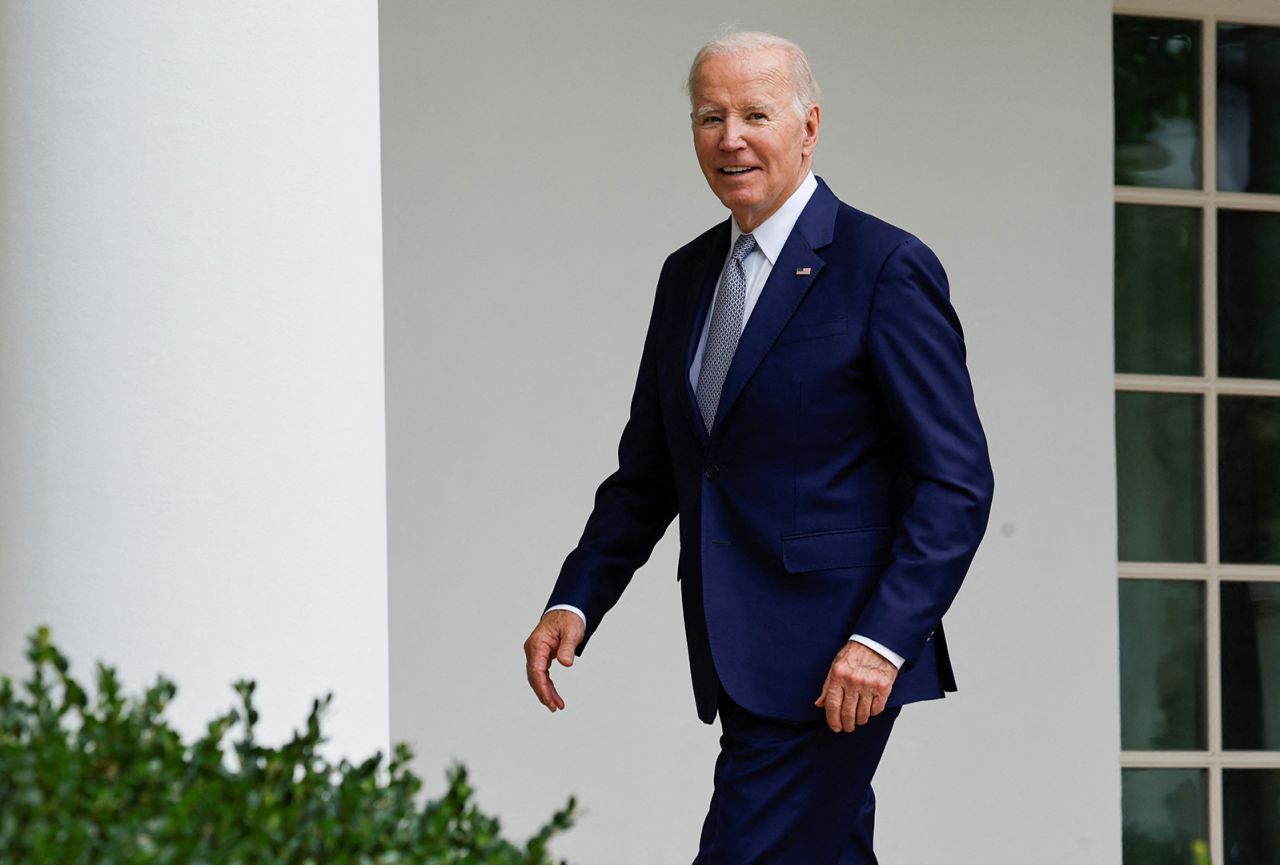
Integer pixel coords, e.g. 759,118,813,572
524,609,585,712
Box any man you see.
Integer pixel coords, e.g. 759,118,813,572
523,31,993,864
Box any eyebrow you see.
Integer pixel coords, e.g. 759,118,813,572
693,103,773,118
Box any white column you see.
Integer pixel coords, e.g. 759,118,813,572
0,2,388,759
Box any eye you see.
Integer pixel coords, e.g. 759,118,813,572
700,115,722,125
748,112,767,121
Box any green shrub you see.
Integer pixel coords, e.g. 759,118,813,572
0,627,576,864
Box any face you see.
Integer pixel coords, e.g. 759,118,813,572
690,49,820,232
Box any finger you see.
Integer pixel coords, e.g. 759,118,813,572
545,675,565,711
535,663,566,711
869,691,886,718
854,690,872,727
824,685,844,733
525,636,560,711
556,634,578,667
840,688,858,732
815,674,831,707
539,635,568,711
526,661,555,710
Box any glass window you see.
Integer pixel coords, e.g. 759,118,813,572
1218,210,1280,380
1221,581,1280,750
1116,391,1204,563
1217,24,1280,195
1116,11,1280,865
1223,769,1280,863
1122,768,1210,865
1115,16,1203,189
1219,396,1280,565
1115,204,1202,376
1120,580,1207,750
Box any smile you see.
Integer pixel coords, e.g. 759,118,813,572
720,166,757,175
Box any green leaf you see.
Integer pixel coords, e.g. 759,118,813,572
0,628,576,864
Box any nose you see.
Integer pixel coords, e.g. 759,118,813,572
718,117,745,151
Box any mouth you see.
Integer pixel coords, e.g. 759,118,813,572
719,166,758,176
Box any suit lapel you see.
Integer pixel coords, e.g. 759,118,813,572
709,180,839,439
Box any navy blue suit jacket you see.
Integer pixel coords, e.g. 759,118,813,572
547,177,994,724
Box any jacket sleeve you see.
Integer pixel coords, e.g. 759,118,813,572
544,260,680,654
852,237,995,666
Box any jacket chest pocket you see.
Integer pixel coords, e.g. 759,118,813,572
777,316,848,345
778,320,868,443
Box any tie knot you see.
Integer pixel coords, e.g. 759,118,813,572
731,232,757,263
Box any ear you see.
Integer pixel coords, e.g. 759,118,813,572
801,104,820,156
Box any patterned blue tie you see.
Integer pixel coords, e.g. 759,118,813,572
696,232,757,433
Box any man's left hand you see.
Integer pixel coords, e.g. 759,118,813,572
814,641,898,733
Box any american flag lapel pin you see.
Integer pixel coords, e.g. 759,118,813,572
795,266,812,276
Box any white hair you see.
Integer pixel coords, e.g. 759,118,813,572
686,30,821,120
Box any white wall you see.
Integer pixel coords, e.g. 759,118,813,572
381,1,1119,862
0,3,390,760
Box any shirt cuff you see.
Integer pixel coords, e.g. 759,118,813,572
850,634,905,669
545,604,587,629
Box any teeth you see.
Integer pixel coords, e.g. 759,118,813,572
722,167,752,174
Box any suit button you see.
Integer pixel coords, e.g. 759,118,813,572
704,464,720,479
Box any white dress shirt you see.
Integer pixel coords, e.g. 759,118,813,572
547,171,905,670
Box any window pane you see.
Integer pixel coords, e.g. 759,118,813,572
1218,210,1280,380
1122,768,1209,865
1217,23,1280,194
1224,769,1280,864
1115,16,1203,189
1120,580,1206,750
1219,396,1280,564
1222,581,1280,750
1115,204,1202,375
1117,392,1204,562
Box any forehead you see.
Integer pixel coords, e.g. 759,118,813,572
691,49,792,107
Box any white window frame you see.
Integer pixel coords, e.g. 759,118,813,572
1115,2,1280,861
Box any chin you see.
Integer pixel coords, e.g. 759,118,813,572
713,187,762,211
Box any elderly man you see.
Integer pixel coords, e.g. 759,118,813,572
523,31,993,864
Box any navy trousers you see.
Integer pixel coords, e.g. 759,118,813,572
692,686,900,865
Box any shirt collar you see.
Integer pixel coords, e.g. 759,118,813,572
729,171,818,266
